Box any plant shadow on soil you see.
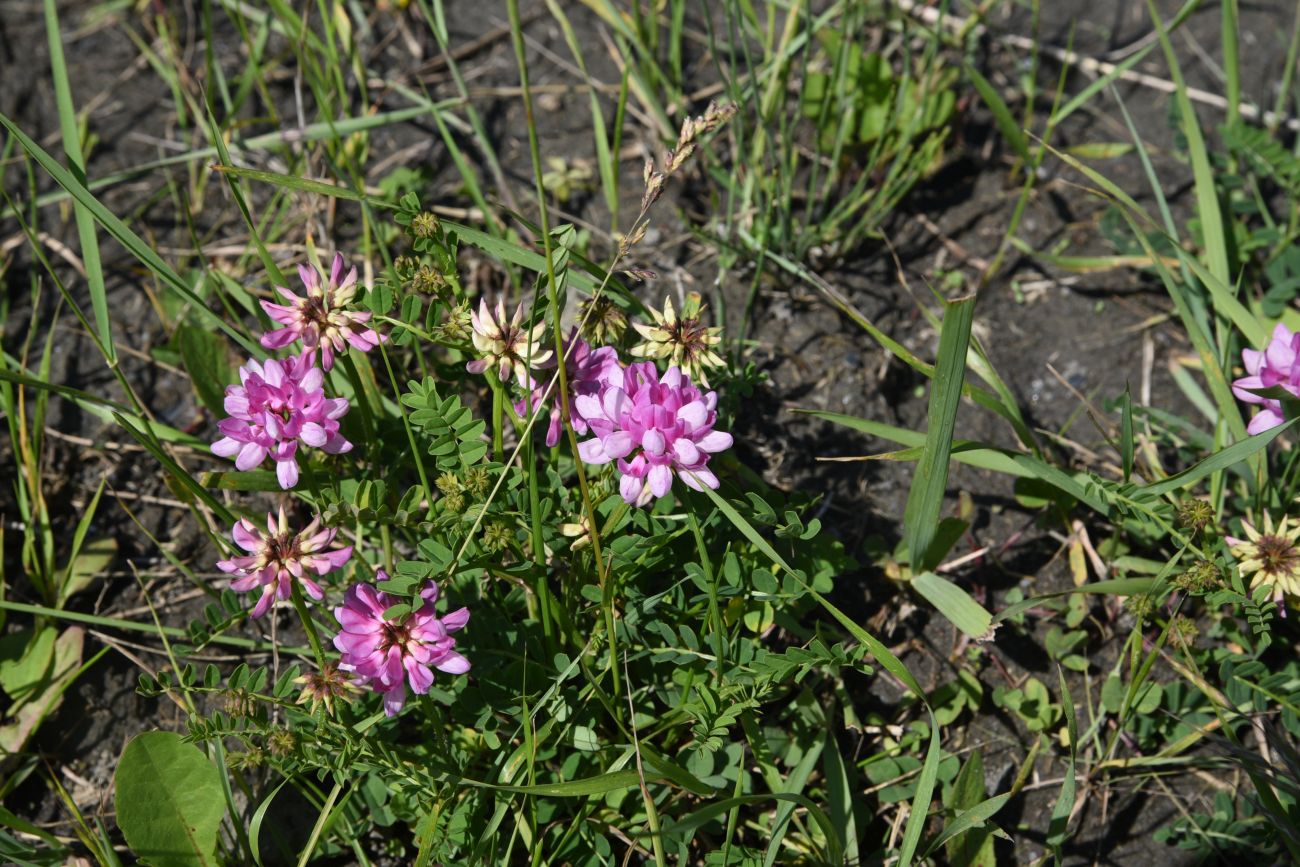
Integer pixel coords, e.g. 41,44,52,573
2,0,1297,863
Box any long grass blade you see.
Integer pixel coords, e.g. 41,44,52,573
42,0,112,365
904,294,975,572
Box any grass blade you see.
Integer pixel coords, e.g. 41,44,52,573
897,720,941,867
1146,0,1231,290
43,0,112,365
965,63,1030,164
0,112,258,355
904,294,975,572
911,571,993,640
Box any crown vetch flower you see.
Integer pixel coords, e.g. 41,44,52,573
333,573,470,716
515,332,623,447
630,292,725,387
1227,512,1300,610
575,361,733,506
212,350,352,489
1233,323,1300,435
466,297,553,386
260,253,386,371
216,506,353,618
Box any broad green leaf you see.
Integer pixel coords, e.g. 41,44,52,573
941,751,998,865
59,537,116,605
898,719,942,867
912,571,994,640
0,627,58,703
0,628,84,758
115,731,226,867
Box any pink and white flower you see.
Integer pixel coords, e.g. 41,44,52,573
332,573,470,716
515,331,623,447
211,350,352,489
466,297,553,386
261,253,386,370
575,361,733,506
1233,323,1300,434
216,507,353,618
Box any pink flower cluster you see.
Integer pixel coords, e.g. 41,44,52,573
212,254,495,718
1234,323,1300,434
515,331,622,447
217,506,353,618
576,361,732,506
216,510,472,716
213,254,385,489
212,351,352,489
333,572,470,716
261,254,386,371
464,305,734,504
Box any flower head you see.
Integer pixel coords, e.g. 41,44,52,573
294,662,360,715
1227,512,1300,607
466,297,553,386
578,294,628,346
1233,323,1300,434
216,506,353,618
630,292,724,387
261,253,386,370
576,362,733,506
333,573,470,716
211,350,352,489
515,332,623,447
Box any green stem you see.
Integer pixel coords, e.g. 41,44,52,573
491,369,506,461
289,578,329,673
524,435,557,650
375,338,435,520
297,779,344,867
339,352,377,445
687,504,726,683
506,0,620,700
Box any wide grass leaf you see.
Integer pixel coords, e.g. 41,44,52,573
912,571,993,640
904,294,975,572
115,731,226,867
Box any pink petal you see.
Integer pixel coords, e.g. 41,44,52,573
277,459,300,489
695,431,733,454
647,464,673,498
642,429,666,456
433,650,470,674
235,441,268,471
620,473,644,504
404,658,434,694
578,438,609,464
300,422,328,447
602,431,634,460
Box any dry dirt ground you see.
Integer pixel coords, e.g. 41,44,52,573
1,0,1294,862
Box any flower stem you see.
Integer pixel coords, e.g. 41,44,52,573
339,352,378,445
490,370,506,461
687,504,727,683
289,578,328,673
524,435,557,650
506,0,620,700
